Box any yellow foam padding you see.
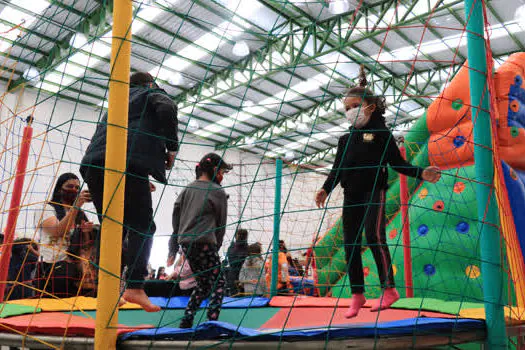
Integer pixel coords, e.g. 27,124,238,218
459,306,525,324
6,296,141,312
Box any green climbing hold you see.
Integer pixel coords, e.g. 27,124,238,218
511,126,520,138
452,99,463,110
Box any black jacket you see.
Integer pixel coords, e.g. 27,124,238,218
322,115,423,194
82,87,178,183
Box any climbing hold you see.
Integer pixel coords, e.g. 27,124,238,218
389,229,398,239
424,264,436,276
453,182,465,193
453,135,466,148
511,126,520,138
418,224,429,236
510,168,518,181
516,75,523,86
452,99,463,111
433,200,445,212
363,267,370,277
510,100,520,113
392,264,397,276
466,265,481,279
418,188,428,199
456,222,470,234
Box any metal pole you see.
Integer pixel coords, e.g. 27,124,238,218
464,0,507,347
94,0,132,349
399,144,413,298
270,158,283,297
0,119,33,301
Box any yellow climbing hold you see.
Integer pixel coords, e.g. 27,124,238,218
466,265,481,279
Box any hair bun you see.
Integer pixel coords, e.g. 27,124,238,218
358,64,367,88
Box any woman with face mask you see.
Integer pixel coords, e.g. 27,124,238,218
34,173,93,298
168,153,232,328
314,66,441,318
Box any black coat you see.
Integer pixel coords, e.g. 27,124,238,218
323,115,423,194
82,87,178,183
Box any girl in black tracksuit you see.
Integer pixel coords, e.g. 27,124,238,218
315,67,440,318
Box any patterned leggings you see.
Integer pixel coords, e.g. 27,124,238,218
181,243,225,325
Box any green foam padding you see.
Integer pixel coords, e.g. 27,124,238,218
390,298,484,315
72,307,280,329
0,303,41,318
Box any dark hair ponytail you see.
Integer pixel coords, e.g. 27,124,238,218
346,65,387,120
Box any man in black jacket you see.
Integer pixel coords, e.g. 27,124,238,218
80,72,178,312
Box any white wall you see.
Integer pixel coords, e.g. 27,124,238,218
0,84,343,272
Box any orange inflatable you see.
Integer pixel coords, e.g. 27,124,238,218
427,52,525,171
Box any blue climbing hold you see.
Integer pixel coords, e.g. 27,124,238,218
418,224,429,236
424,264,436,276
453,135,466,148
456,222,470,234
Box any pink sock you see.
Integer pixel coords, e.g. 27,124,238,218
344,293,366,319
371,288,400,312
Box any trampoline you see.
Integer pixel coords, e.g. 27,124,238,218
0,295,509,349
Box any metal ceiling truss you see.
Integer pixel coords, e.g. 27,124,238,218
212,0,464,151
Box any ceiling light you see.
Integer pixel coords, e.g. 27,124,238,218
232,40,250,57
328,0,349,15
69,33,88,49
284,151,295,161
297,122,309,132
168,72,185,86
22,67,40,83
188,119,200,132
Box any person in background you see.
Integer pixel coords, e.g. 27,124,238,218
81,71,178,312
156,267,168,280
34,173,94,298
314,66,440,318
225,228,249,296
279,240,302,277
77,224,101,296
238,243,266,296
265,246,291,295
169,153,231,328
145,249,196,297
6,238,39,300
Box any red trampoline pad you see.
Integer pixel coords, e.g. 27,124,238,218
0,312,152,337
260,307,458,330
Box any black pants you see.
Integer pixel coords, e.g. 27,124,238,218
342,189,394,294
80,165,155,289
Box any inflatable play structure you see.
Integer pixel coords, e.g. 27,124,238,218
314,53,525,311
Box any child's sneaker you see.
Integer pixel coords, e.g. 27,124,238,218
371,288,400,312
344,293,366,319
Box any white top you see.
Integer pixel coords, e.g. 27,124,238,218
34,203,72,263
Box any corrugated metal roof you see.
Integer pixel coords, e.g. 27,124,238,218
0,0,521,165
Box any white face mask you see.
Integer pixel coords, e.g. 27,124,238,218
345,107,371,129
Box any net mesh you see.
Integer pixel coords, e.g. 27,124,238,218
0,0,524,348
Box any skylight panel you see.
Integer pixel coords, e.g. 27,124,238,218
56,62,87,77
69,52,101,67
36,81,59,94
45,72,74,86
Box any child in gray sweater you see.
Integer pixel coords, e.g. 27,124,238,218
168,153,231,328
